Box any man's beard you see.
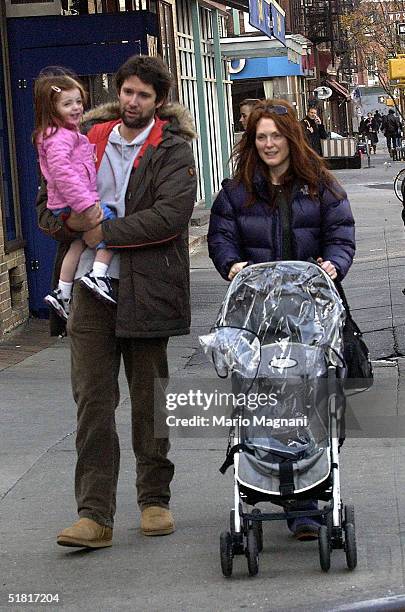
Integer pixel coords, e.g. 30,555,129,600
121,107,155,129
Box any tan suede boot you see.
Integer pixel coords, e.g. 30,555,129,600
140,506,175,536
57,518,113,548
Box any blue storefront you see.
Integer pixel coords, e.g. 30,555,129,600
229,53,309,129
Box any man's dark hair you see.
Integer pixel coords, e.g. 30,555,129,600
239,98,260,109
115,55,173,103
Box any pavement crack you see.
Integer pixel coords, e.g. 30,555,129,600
0,430,76,504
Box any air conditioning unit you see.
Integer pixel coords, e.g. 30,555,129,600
5,0,62,17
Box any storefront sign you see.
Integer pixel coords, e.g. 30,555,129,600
249,0,285,44
249,0,272,38
270,0,286,45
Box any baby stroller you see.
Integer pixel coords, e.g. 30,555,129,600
199,261,357,576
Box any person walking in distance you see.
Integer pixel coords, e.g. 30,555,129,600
301,106,328,156
382,108,402,156
36,55,197,548
359,112,379,154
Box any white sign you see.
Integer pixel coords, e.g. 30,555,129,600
314,86,333,100
228,59,246,74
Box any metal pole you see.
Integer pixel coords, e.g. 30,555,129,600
212,8,230,180
190,0,213,209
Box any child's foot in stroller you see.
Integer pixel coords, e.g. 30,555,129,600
289,517,320,541
80,272,116,304
44,289,70,321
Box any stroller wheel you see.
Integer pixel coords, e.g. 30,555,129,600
220,531,233,577
246,529,259,576
252,509,263,552
344,504,355,529
318,525,331,572
344,523,357,570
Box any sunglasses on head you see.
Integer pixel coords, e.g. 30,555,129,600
264,104,288,115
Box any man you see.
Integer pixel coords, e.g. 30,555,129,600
381,108,402,155
301,107,328,156
239,98,260,131
36,55,197,548
374,110,382,131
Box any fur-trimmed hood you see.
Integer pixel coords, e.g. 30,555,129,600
82,101,197,141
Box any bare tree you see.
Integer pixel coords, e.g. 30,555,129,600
341,0,405,117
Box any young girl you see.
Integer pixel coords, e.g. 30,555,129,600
33,73,116,320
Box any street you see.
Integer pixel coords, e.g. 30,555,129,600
2,152,405,611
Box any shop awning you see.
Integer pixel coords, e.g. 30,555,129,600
220,34,311,60
219,0,249,9
325,79,350,100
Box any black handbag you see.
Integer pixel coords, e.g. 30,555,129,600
334,280,373,387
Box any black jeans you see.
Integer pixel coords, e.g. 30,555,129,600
67,282,174,528
386,135,400,150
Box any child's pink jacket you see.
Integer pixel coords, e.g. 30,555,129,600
37,126,99,213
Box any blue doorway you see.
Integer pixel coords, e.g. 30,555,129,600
7,11,157,316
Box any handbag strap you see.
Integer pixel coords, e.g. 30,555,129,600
333,279,351,315
334,279,364,335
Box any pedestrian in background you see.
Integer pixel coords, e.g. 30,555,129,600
301,106,328,156
36,55,197,549
374,110,383,131
382,109,402,155
239,98,260,131
208,99,355,539
359,112,379,154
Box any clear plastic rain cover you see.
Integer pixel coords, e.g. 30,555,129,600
199,262,346,491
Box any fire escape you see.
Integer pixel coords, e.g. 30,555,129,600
289,0,354,78
289,0,355,132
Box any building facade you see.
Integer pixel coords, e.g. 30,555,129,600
0,4,29,337
0,0,234,339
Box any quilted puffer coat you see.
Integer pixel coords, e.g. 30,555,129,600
208,172,355,281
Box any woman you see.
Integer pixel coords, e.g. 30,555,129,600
208,99,355,540
359,112,379,154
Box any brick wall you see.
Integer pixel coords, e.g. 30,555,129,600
0,205,29,340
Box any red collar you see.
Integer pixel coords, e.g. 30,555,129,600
88,117,168,170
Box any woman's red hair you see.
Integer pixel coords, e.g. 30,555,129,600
232,99,341,203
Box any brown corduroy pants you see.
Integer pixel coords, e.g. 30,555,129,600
67,283,173,528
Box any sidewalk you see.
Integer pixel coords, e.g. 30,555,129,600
0,204,210,370
2,153,405,611
0,319,57,371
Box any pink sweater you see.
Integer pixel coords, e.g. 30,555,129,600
37,126,99,213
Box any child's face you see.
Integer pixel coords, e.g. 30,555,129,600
55,88,83,128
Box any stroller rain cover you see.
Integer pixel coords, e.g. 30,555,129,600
199,261,346,496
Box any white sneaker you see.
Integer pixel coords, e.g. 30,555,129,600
79,272,116,304
44,289,70,320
